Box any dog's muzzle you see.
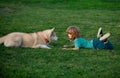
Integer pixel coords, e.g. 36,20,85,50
51,36,58,41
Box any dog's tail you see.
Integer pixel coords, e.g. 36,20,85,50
0,37,4,45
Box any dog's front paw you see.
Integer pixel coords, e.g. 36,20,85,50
40,45,52,49
47,45,54,48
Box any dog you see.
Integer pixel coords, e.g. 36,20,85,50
0,28,58,49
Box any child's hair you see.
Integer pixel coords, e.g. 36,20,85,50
66,26,80,40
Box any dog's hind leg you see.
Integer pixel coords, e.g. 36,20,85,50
0,37,4,45
4,37,22,47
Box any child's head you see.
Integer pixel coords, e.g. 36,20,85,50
66,26,80,40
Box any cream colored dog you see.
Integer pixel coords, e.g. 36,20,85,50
0,28,58,49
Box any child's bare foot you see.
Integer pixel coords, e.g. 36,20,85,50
99,33,110,41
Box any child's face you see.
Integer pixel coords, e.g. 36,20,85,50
68,33,73,39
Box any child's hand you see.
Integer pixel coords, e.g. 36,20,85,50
62,48,67,50
63,44,74,48
62,48,70,50
63,45,69,48
62,47,80,50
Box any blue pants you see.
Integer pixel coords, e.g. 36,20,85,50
93,39,114,50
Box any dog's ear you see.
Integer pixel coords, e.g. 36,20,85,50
51,28,55,31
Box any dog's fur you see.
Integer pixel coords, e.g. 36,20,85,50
0,28,58,49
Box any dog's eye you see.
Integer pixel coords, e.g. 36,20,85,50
51,31,54,36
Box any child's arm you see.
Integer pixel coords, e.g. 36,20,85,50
63,44,74,48
62,47,79,50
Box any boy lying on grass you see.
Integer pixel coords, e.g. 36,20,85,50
63,26,114,50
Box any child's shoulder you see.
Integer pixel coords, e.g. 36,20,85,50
75,37,84,41
76,37,84,39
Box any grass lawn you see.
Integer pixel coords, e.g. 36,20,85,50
0,0,120,78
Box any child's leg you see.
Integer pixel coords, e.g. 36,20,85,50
97,27,109,42
93,39,106,49
97,27,103,39
104,40,114,50
93,39,113,50
99,33,110,43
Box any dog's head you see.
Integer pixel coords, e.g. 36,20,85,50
42,28,58,42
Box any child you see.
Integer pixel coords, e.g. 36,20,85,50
63,26,114,50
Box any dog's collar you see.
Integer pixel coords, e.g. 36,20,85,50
41,33,49,43
44,38,49,43
36,32,50,43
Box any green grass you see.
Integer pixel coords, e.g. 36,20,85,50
0,0,120,78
